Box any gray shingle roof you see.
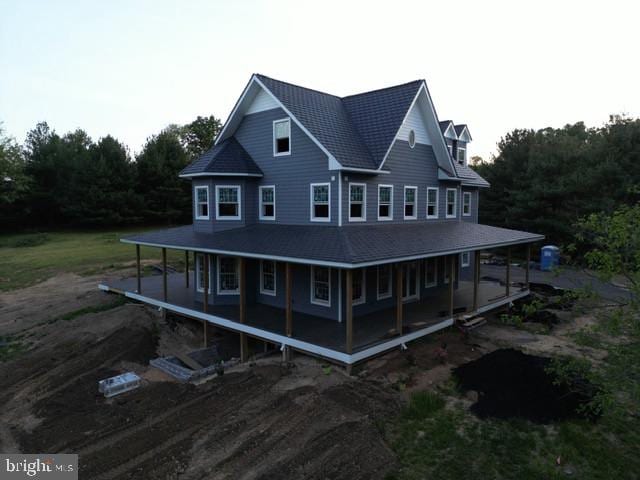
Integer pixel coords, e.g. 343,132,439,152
257,74,422,170
122,223,542,267
180,137,262,177
439,120,454,135
455,163,490,187
454,124,468,137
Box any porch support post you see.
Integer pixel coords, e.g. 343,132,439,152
185,250,189,288
346,269,353,354
448,255,455,318
136,244,141,294
506,247,512,297
525,244,531,289
203,253,209,314
239,257,249,362
285,263,293,337
395,263,403,335
473,250,480,311
162,248,168,302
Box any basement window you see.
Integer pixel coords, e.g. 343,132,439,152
273,118,291,156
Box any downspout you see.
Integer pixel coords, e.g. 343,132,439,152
338,170,342,227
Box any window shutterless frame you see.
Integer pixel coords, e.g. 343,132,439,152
404,186,417,220
259,259,277,296
378,184,393,221
194,185,209,220
462,191,471,217
376,264,392,300
457,147,466,164
348,183,366,222
310,265,331,306
195,253,212,293
215,185,241,220
446,188,457,219
273,118,291,156
217,255,240,295
310,183,331,222
259,185,276,220
426,187,439,219
461,251,470,267
352,268,366,306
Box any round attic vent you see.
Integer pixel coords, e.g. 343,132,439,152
408,129,416,148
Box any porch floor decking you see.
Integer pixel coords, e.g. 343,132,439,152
101,273,522,354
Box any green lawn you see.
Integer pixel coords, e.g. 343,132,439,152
0,229,186,291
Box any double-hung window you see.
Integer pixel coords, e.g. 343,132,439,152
446,188,457,219
426,187,438,219
457,147,466,165
273,118,291,156
259,185,275,220
216,185,241,220
195,186,209,220
349,183,366,221
424,258,437,288
217,256,239,294
404,186,417,220
378,185,393,221
352,268,366,305
196,254,212,293
260,260,276,296
462,191,471,217
377,264,392,300
311,266,331,306
310,183,330,221
461,252,470,267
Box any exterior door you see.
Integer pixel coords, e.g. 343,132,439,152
402,262,419,302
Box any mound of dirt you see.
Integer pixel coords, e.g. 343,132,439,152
453,349,596,423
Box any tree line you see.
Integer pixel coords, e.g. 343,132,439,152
0,116,221,230
474,115,640,249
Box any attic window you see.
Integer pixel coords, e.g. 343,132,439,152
457,147,466,165
273,118,291,156
408,129,416,148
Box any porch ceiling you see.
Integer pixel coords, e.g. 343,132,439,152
121,223,543,268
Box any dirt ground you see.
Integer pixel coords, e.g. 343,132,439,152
0,271,598,479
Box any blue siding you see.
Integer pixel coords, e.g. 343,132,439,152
192,178,254,233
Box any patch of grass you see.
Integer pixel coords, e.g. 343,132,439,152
403,392,446,420
51,296,127,323
0,228,186,291
0,337,27,362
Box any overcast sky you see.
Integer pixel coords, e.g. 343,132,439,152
1,0,638,160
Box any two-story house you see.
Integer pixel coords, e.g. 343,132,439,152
101,74,543,368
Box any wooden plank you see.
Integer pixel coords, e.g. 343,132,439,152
136,244,141,294
162,247,168,302
185,250,189,288
448,255,455,317
506,247,512,296
285,262,292,337
396,263,403,335
346,269,353,354
176,352,203,370
473,250,480,311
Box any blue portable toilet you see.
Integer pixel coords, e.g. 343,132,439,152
540,245,560,271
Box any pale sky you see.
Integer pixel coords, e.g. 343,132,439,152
1,0,638,160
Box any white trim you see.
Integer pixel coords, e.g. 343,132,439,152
194,185,210,220
456,125,472,142
195,253,212,293
310,182,331,223
273,118,291,157
259,185,276,221
377,184,393,221
348,183,367,222
259,259,277,296
351,268,366,306
340,167,391,175
408,129,416,148
457,146,466,165
462,191,472,217
442,121,458,140
310,265,331,307
338,268,342,322
120,238,544,270
376,264,392,300
426,187,439,219
215,185,242,221
403,186,418,220
338,171,342,227
216,256,240,295
445,188,457,219
461,251,470,268
180,172,263,178
424,257,437,288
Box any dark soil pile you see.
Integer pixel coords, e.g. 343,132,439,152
453,349,595,423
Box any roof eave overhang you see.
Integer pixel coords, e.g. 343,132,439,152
179,172,263,179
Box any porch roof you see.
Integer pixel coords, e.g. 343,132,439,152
121,223,543,268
